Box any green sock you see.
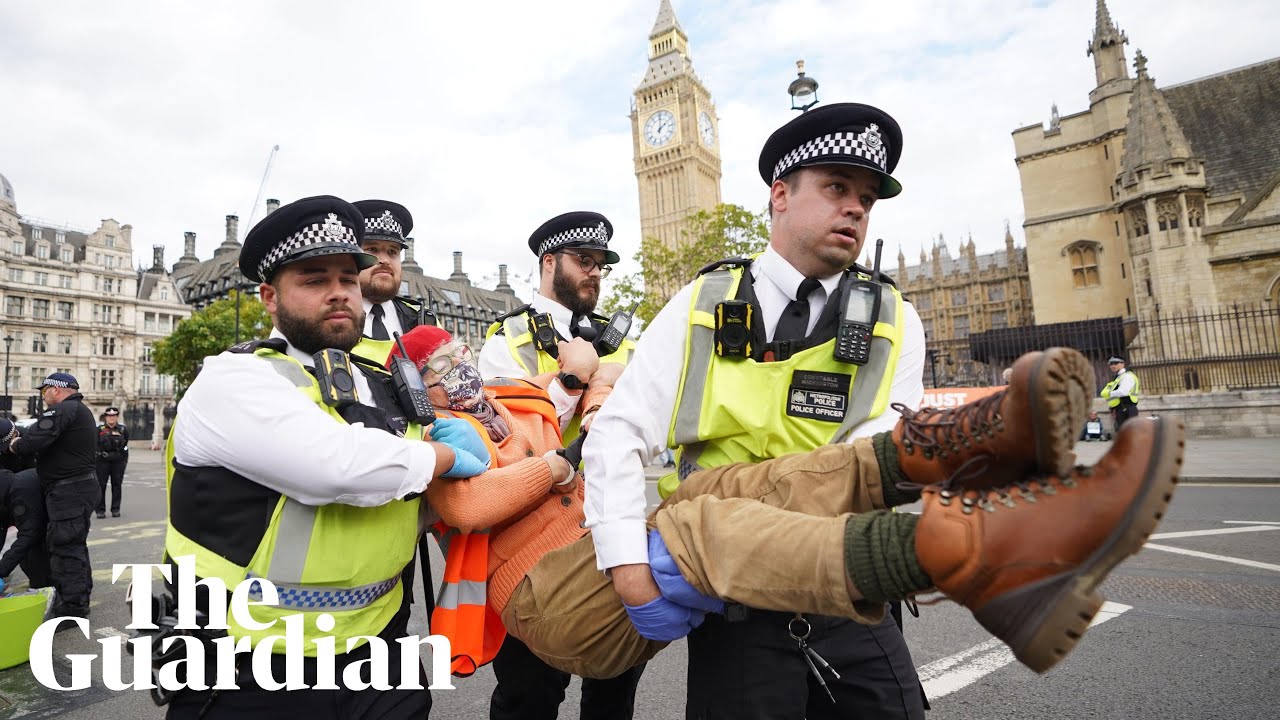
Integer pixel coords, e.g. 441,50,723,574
874,433,921,507
843,511,932,604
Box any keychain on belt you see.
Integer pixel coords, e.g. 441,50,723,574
788,613,841,703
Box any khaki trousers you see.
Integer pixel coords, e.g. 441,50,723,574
503,440,890,679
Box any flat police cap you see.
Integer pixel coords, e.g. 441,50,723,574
353,199,413,248
104,407,120,415
38,371,79,390
239,195,377,283
528,211,620,265
1108,356,1126,364
758,102,904,199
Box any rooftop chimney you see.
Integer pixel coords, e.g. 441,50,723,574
449,251,471,286
121,224,133,247
215,214,240,256
151,244,165,273
402,236,422,273
496,264,515,295
266,198,280,215
173,231,200,272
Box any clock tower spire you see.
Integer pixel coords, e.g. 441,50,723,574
631,0,722,249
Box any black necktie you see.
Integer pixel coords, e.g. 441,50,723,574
569,313,583,339
370,304,390,341
774,278,822,342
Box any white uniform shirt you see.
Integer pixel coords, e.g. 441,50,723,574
1113,368,1137,398
477,292,595,429
363,298,406,340
582,246,926,569
172,329,438,507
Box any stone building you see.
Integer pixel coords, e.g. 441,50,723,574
631,0,723,248
0,172,188,441
895,226,1034,387
1009,0,1279,392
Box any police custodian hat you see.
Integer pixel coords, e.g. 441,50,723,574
353,200,413,247
528,211,620,265
758,102,904,199
239,195,377,283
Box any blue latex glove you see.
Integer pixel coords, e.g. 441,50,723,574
429,418,491,466
0,577,6,594
443,447,489,479
624,594,706,642
649,529,725,614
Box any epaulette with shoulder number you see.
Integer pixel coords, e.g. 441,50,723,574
227,338,288,354
696,256,753,277
849,263,899,289
488,303,534,336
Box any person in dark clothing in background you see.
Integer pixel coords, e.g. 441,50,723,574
0,422,52,594
2,373,99,618
95,407,130,519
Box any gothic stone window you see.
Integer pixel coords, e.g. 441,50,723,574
1156,200,1180,231
1187,197,1205,228
1128,208,1149,237
1063,240,1101,289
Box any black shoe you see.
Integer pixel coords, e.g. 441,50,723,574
111,511,120,518
96,512,106,519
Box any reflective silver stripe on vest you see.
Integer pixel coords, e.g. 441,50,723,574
673,271,736,446
266,500,318,584
259,354,313,388
830,282,899,444
245,572,401,611
436,580,487,609
504,315,542,375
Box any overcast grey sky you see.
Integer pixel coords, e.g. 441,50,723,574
2,0,1275,299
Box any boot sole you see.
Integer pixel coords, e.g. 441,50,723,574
974,417,1184,673
1029,348,1095,478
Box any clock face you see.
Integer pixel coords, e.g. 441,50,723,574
643,110,676,147
698,111,715,147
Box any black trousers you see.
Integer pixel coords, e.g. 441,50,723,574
685,609,925,720
44,474,100,615
96,456,127,514
491,635,646,720
1113,402,1139,430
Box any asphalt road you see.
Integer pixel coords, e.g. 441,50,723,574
2,452,1277,719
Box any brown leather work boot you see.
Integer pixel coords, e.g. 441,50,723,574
894,347,1093,489
914,417,1183,673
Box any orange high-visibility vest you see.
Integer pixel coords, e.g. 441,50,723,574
427,381,562,676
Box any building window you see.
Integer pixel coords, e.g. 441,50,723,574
953,315,970,338
36,244,49,260
55,230,65,243
56,301,74,321
1156,200,1179,231
1126,298,1131,315
1121,263,1126,279
144,312,156,332
1128,208,1149,237
97,369,117,391
987,285,1005,302
5,296,24,317
30,368,48,388
32,299,50,319
7,267,21,282
59,274,72,288
951,289,968,306
105,235,116,248
160,286,169,300
32,228,43,241
31,333,48,353
140,367,153,394
59,247,72,262
34,271,48,286
990,311,1008,329
4,366,19,390
11,239,22,255
101,337,117,356
143,343,153,363
1065,241,1101,288
58,335,72,354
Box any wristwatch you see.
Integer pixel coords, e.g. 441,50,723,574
558,371,585,390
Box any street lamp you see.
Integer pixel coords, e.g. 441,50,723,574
787,59,820,112
232,271,257,344
3,334,12,416
926,348,950,388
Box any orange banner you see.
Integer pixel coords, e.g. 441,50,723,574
920,386,1002,409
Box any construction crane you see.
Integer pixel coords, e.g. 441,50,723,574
241,144,280,236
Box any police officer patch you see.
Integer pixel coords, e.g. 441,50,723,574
785,370,850,422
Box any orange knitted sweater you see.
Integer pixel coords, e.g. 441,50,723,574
426,380,609,614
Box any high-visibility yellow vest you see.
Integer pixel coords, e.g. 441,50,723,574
659,263,905,499
1100,369,1140,407
164,347,423,655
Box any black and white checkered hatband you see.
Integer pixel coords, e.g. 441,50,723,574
365,210,404,241
537,221,610,257
772,124,889,182
257,212,359,280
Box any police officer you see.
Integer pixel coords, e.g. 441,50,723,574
1101,355,1140,430
0,418,52,594
95,407,129,519
3,373,99,620
162,195,490,718
353,200,428,348
585,104,928,718
479,211,635,437
479,211,645,720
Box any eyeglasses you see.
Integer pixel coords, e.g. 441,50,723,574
421,343,473,377
558,251,612,278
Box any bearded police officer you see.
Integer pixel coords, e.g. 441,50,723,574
479,212,636,439
3,372,99,620
353,200,430,358
162,195,490,718
95,407,129,519
584,104,928,719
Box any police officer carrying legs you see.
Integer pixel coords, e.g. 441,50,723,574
585,104,928,719
95,406,129,519
3,373,99,619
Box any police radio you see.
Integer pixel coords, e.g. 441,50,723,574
528,312,559,358
313,349,359,408
390,333,436,424
715,300,753,358
834,240,884,366
595,303,638,356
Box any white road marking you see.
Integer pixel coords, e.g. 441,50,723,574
1150,526,1280,539
917,601,1131,700
1141,544,1280,572
1223,521,1280,526
94,626,130,639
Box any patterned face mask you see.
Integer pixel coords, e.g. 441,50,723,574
439,361,485,410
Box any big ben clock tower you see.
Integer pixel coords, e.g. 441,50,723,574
631,0,722,249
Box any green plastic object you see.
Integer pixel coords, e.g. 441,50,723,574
0,589,54,670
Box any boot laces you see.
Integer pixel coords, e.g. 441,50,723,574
891,392,1005,458
925,466,1086,513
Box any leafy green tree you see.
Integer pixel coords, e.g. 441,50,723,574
603,203,769,329
153,290,272,391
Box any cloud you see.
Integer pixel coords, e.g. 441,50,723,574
1,0,1276,287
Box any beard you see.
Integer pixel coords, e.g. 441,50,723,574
552,256,600,316
361,266,400,304
275,302,365,354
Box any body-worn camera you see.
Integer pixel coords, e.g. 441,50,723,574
715,300,753,358
313,349,359,407
528,312,559,358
